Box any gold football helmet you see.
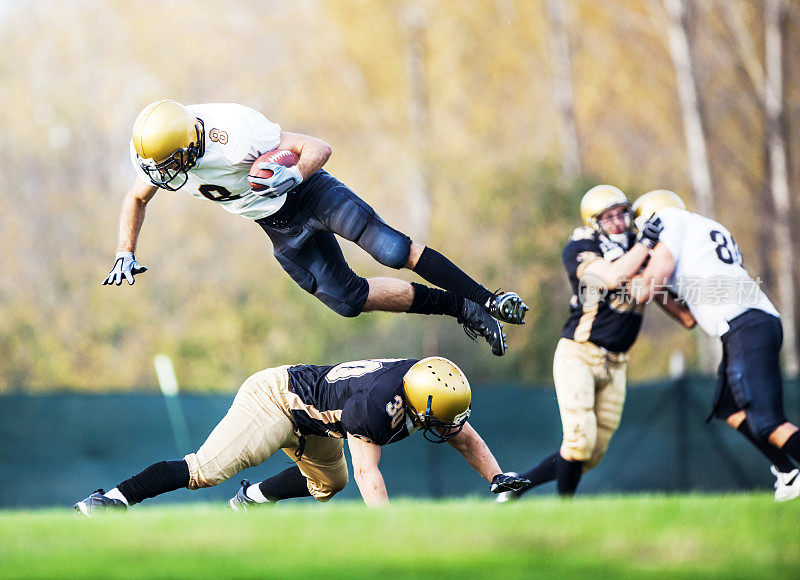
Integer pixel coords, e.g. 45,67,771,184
403,357,471,443
632,189,686,229
580,185,631,233
132,100,204,191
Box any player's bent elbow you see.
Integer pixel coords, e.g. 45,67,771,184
320,141,333,160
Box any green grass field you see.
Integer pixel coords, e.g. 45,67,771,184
1,493,797,579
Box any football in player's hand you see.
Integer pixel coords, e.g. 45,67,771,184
248,149,300,192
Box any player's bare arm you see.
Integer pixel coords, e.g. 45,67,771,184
117,177,159,253
448,423,531,494
447,422,502,482
653,291,697,329
630,243,677,303
346,433,390,507
274,131,332,180
581,243,651,290
102,177,157,286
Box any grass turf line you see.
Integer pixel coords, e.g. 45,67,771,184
0,493,797,579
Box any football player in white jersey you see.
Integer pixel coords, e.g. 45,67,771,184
102,100,531,356
631,190,800,501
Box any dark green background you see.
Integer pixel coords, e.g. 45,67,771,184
2,377,798,508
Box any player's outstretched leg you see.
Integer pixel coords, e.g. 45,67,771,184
366,279,507,356
74,459,190,517
409,246,529,325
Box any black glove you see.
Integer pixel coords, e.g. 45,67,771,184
490,472,530,494
638,216,663,249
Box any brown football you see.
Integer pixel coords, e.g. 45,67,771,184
248,149,300,191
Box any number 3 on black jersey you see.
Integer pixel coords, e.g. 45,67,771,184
709,230,742,266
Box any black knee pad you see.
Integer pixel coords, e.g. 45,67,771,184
314,290,364,317
358,220,412,269
314,272,369,317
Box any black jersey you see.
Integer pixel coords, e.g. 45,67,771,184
286,358,418,445
560,227,644,353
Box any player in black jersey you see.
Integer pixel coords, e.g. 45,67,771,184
496,185,695,501
74,357,528,515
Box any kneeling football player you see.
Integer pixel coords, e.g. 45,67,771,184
74,357,528,514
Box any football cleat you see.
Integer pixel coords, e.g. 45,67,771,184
458,299,506,356
485,291,529,325
495,489,522,503
73,489,127,517
771,465,800,502
229,479,274,511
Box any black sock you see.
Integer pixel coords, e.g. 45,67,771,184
780,430,800,465
412,247,493,306
407,282,464,317
556,454,584,496
736,422,795,472
258,466,312,502
116,460,190,506
518,451,560,495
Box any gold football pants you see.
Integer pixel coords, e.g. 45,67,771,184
184,366,348,501
553,338,628,471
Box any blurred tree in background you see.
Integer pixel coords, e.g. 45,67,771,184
0,0,798,392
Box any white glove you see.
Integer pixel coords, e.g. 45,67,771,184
103,251,147,286
250,163,303,198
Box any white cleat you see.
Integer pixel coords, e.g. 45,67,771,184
771,465,800,502
495,490,521,503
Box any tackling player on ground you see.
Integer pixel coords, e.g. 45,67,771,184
73,357,528,513
630,190,800,501
102,100,530,356
497,185,694,501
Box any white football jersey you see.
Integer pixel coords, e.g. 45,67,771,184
656,207,779,337
130,103,284,220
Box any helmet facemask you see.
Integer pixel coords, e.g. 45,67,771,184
580,185,633,239
139,119,204,191
593,202,632,238
412,394,471,443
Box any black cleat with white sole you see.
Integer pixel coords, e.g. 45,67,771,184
485,291,529,325
458,299,507,356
